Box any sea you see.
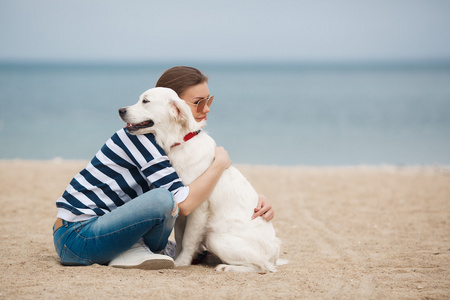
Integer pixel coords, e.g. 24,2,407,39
1,62,449,166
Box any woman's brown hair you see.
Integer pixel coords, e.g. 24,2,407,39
155,66,208,97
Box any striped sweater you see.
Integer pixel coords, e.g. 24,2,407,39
56,128,189,222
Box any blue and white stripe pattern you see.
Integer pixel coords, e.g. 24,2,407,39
56,128,188,222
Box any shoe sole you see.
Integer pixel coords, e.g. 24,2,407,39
111,259,175,270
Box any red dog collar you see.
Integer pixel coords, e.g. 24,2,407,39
171,130,201,148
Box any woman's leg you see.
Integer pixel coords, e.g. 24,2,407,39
54,188,177,266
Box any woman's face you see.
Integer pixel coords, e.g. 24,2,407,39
179,82,211,123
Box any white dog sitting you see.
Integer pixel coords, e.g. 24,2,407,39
119,87,286,272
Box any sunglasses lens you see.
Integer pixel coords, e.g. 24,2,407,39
208,95,214,108
197,100,205,112
196,96,214,112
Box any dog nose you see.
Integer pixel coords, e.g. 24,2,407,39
119,108,127,117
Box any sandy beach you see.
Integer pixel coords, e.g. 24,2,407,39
0,160,449,299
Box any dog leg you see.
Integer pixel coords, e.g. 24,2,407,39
175,202,209,267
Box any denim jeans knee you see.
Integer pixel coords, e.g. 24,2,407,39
140,188,178,219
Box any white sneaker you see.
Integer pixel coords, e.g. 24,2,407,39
108,241,174,270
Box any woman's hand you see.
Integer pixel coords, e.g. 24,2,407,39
251,194,274,221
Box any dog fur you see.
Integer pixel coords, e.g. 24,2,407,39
119,87,286,272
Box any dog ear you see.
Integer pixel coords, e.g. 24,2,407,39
169,99,189,125
169,97,203,132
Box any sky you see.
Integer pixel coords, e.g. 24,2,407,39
1,0,450,63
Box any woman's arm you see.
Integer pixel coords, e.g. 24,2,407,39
178,146,232,216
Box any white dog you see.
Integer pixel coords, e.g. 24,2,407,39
119,87,286,272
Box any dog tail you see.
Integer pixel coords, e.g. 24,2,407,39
276,258,289,266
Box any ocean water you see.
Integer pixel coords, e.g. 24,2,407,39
1,62,449,166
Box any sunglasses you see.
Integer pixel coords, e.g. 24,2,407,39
187,95,214,112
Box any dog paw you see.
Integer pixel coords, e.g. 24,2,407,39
174,261,188,267
174,257,191,267
214,264,229,272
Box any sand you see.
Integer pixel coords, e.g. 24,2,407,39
0,160,449,299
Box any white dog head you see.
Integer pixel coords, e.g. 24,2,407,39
119,87,205,151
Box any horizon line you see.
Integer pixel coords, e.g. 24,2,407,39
1,58,450,70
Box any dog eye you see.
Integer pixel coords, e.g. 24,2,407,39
142,99,150,104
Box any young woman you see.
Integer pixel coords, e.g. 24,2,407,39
53,66,274,270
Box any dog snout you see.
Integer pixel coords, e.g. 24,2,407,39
119,107,127,117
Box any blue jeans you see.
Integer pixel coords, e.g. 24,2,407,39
53,188,178,266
